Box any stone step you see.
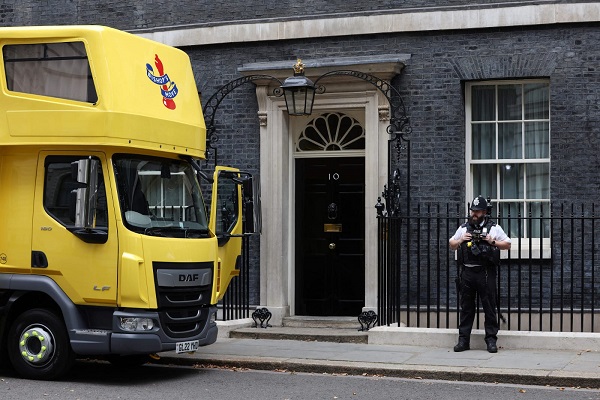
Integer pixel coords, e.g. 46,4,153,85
229,326,368,344
282,316,362,329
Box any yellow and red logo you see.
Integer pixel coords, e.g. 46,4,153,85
146,54,178,110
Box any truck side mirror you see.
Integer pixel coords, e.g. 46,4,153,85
70,157,99,229
68,157,107,244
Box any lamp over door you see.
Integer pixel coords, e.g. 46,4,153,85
281,59,315,116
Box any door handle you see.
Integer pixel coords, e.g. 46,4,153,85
31,251,48,268
328,243,336,250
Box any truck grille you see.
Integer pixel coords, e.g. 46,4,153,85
153,262,213,339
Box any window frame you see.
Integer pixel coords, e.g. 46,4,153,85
465,79,551,258
2,41,98,104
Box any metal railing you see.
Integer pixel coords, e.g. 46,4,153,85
219,235,251,320
377,203,599,332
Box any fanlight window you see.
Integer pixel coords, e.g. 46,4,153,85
296,112,365,152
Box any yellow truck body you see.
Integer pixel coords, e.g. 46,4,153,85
0,25,249,380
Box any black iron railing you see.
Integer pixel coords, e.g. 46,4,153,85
219,235,251,320
377,203,599,332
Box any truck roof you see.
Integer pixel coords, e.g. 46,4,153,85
0,25,206,157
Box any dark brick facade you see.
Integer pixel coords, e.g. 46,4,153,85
1,2,599,307
192,24,600,205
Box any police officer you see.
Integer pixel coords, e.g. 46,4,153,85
449,195,511,353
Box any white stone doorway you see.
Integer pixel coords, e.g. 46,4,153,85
241,55,409,324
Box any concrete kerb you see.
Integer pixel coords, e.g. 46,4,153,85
155,353,599,388
367,326,600,351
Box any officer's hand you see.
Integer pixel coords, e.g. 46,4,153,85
462,232,472,242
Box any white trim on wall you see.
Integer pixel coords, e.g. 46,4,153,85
135,3,600,47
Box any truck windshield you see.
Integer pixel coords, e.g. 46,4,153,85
113,155,209,238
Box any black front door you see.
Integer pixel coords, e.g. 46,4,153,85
295,157,365,316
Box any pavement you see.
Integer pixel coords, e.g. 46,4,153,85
154,323,600,389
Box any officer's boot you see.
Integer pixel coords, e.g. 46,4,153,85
453,340,470,352
485,338,498,353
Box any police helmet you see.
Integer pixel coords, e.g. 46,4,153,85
469,195,487,211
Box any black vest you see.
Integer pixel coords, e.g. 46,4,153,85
458,219,501,267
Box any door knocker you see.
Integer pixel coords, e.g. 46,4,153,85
327,202,338,220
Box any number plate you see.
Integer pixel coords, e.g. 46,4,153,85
175,340,199,354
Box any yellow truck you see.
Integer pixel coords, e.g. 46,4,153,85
0,25,257,379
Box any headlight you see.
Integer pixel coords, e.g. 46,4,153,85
119,317,155,331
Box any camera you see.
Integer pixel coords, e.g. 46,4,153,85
469,226,488,242
471,229,487,243
468,226,488,256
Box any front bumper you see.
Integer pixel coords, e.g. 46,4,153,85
70,306,218,355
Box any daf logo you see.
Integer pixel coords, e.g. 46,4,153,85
179,274,199,282
156,268,211,287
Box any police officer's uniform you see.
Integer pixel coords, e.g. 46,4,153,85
450,196,511,353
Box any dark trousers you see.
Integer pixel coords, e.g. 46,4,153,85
458,265,499,343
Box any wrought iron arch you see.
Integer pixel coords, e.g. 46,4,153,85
201,75,283,165
201,68,412,216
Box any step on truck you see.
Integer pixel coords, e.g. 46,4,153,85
0,25,259,380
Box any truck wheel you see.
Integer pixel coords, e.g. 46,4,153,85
7,309,75,380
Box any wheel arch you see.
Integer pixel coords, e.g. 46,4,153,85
3,291,64,332
0,275,87,335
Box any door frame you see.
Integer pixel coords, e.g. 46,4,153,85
291,97,383,318
250,71,400,324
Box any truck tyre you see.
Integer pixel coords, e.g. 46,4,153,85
7,309,75,380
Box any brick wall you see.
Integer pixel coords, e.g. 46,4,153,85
190,24,600,205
